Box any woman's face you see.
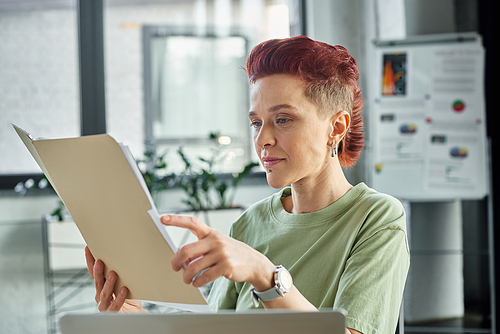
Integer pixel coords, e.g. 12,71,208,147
249,74,334,189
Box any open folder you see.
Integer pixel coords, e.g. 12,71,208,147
13,124,208,309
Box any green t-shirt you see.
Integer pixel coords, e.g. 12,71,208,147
208,183,410,334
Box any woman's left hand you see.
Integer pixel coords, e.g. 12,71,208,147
85,246,146,313
160,215,276,291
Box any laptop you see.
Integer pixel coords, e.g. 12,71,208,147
60,310,346,334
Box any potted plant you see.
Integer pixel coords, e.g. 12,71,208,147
176,132,259,212
166,132,258,241
136,146,176,207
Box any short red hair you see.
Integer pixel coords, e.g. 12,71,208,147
246,36,364,168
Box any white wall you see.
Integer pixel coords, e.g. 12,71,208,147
306,0,365,185
307,0,362,61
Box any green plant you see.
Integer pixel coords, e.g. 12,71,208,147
137,147,175,194
51,200,66,221
177,132,259,211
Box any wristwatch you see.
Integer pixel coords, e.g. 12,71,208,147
250,265,293,307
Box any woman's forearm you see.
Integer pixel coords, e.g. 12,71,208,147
261,286,361,334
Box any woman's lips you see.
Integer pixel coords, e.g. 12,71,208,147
262,157,284,167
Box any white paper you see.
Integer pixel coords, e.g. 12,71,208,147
142,300,213,313
422,48,486,193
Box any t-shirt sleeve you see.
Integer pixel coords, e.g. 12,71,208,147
333,214,410,334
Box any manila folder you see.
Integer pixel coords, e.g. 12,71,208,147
13,125,206,306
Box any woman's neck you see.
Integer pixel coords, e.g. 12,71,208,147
281,162,352,214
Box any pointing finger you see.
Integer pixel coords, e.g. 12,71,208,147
161,215,212,239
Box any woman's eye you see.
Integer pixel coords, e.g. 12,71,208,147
250,121,262,128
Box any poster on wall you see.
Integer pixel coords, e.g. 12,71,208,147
369,36,488,200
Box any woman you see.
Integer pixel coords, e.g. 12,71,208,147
85,36,410,334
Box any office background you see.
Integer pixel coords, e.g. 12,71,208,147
0,0,498,333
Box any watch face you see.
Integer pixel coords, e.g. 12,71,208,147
278,269,293,291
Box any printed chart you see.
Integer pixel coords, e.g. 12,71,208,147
368,36,488,200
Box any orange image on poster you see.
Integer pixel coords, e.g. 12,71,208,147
382,60,395,95
382,53,406,96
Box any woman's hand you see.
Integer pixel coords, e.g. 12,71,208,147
160,215,276,291
84,246,146,313
161,215,318,312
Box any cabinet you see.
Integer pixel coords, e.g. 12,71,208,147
403,199,494,334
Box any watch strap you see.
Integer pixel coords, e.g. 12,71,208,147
251,285,283,307
253,285,284,300
250,265,292,307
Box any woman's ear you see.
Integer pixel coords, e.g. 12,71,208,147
330,111,351,144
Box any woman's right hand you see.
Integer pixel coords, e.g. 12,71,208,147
85,246,145,313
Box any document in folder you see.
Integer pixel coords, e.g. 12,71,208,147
13,124,208,309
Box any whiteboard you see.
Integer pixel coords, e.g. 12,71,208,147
366,34,489,201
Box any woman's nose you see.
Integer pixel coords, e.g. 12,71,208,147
254,124,275,149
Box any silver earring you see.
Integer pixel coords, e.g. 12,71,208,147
331,144,337,158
